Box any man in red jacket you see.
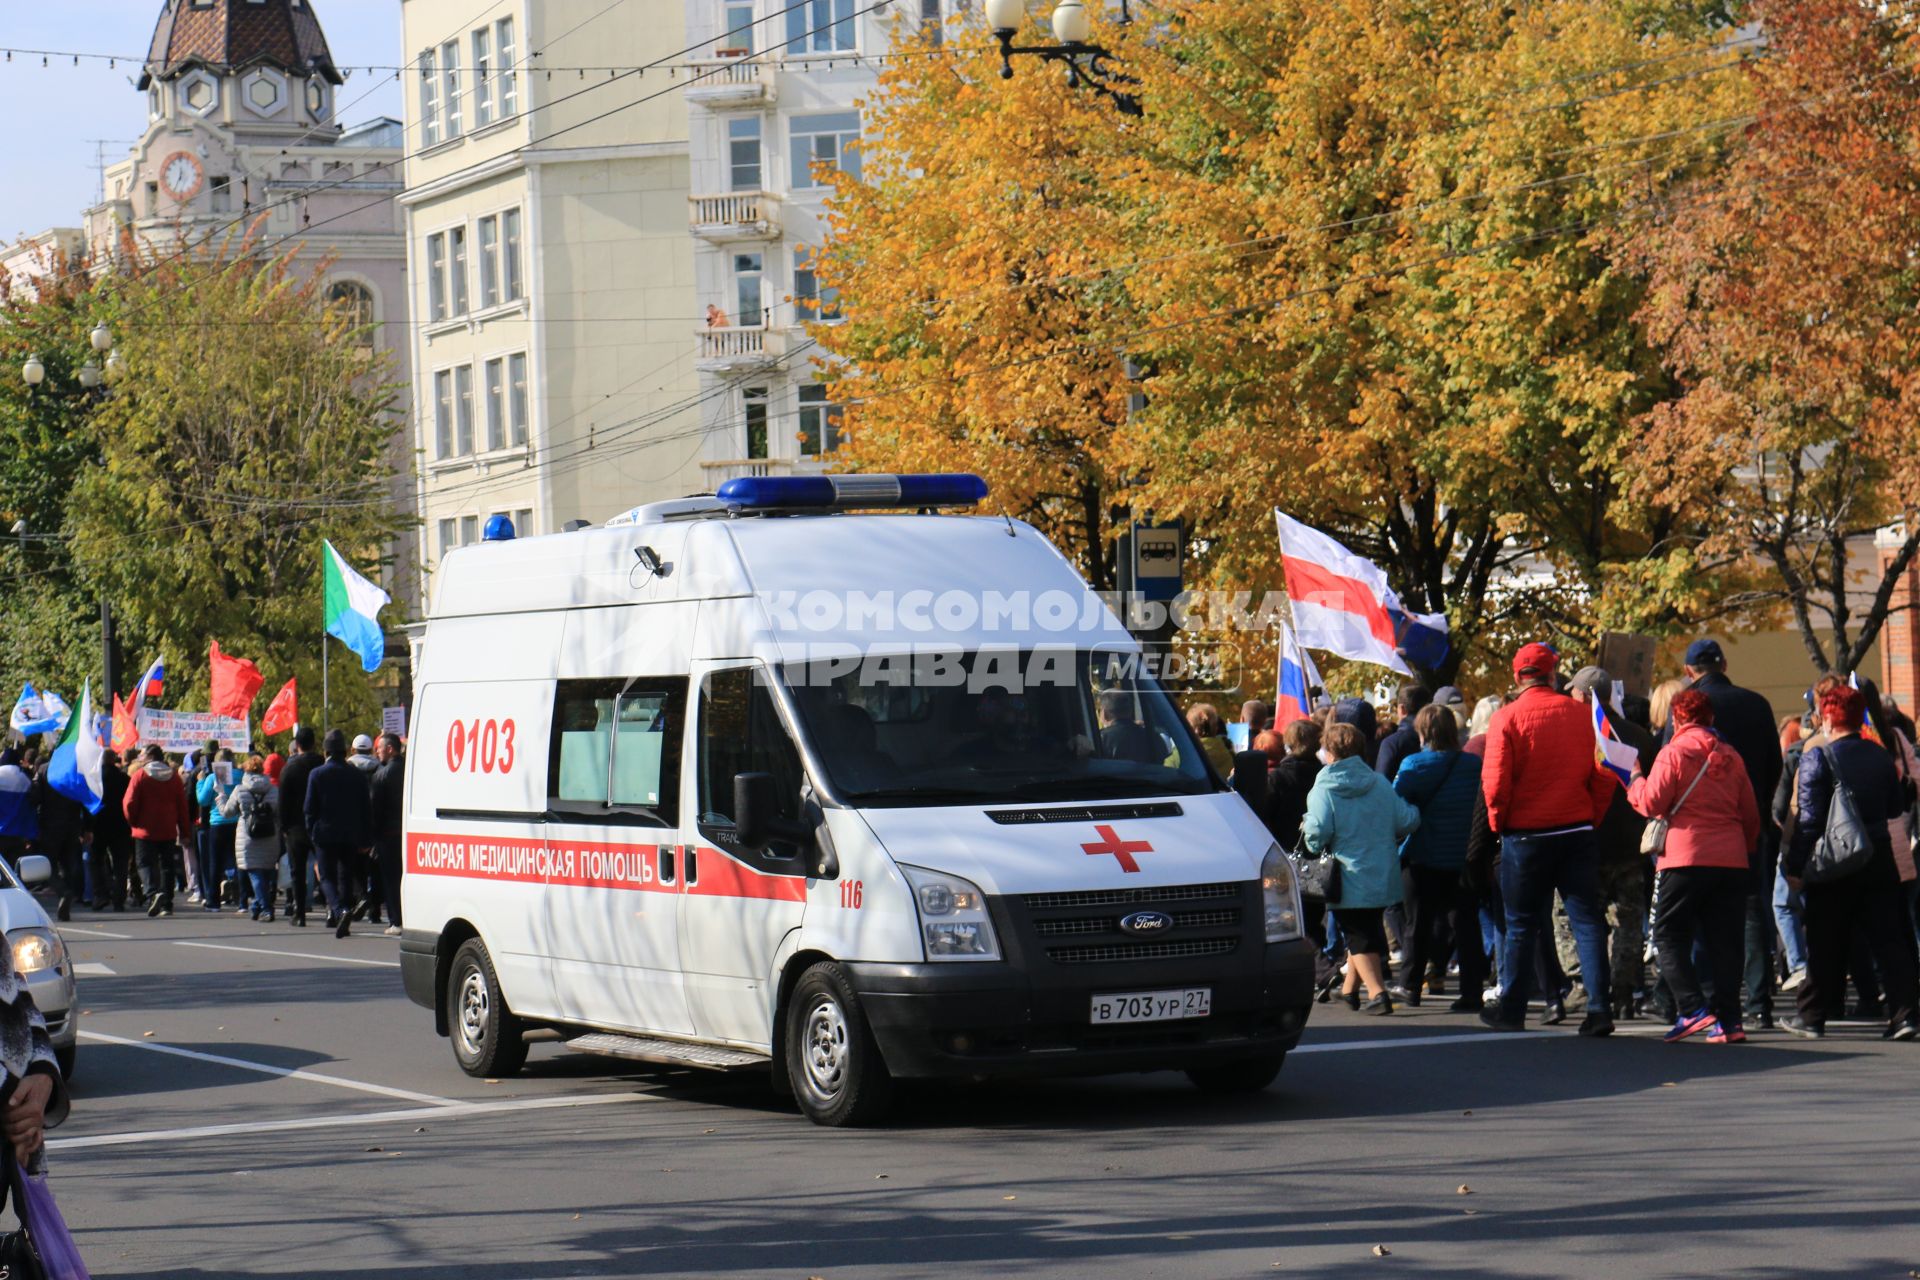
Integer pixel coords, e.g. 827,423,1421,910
124,745,192,917
1481,643,1620,1036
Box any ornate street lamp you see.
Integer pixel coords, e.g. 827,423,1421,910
21,355,45,388
89,323,113,353
983,0,1141,116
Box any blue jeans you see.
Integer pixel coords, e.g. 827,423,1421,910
1497,829,1610,1021
247,869,278,916
1773,864,1809,975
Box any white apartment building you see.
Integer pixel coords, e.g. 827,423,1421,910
399,0,701,574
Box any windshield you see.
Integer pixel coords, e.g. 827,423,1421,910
782,647,1219,807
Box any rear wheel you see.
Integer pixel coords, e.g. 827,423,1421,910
784,961,894,1126
1185,1052,1285,1094
447,938,527,1078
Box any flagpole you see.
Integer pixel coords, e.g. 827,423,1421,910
322,632,330,735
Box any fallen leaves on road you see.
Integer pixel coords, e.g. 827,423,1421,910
364,1147,382,1153
1457,1185,1472,1195
142,1031,155,1038
874,1175,888,1180
1372,1244,1392,1257
1002,1195,1017,1201
414,1127,427,1134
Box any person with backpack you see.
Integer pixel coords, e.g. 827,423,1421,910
1628,690,1761,1044
219,754,280,922
1391,704,1485,1008
196,749,240,913
1780,684,1919,1040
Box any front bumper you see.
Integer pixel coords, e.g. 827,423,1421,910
849,936,1315,1079
26,969,76,1048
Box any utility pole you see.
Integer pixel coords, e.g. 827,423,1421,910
84,140,131,207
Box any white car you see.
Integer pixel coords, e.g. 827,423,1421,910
3,856,78,1080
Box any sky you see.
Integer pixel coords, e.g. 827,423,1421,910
0,1,403,242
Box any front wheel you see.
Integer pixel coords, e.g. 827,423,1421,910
447,938,527,1078
1185,1052,1286,1094
784,961,894,1126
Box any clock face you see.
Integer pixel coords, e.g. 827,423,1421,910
159,151,204,202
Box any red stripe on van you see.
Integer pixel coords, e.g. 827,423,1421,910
406,832,808,903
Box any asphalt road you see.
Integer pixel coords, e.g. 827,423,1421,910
37,905,1920,1279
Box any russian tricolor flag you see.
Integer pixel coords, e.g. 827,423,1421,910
1275,510,1449,676
1276,621,1320,728
1592,698,1639,786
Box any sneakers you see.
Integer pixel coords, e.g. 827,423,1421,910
383,925,401,937
147,895,164,918
1540,999,1567,1027
1779,968,1806,994
1778,1014,1825,1039
1663,1010,1720,1043
1884,1019,1918,1042
1708,1021,1747,1044
334,914,352,939
1577,1011,1615,1038
1478,1008,1526,1033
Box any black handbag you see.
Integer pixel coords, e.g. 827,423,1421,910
1805,748,1876,885
0,1150,48,1280
1291,848,1342,903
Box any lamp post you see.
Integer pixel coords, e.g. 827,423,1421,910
983,0,1141,116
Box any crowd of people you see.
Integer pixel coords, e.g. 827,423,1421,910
1194,638,1920,1043
0,725,407,942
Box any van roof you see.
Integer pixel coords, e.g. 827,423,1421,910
429,513,1137,655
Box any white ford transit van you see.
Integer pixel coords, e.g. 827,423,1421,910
401,474,1315,1125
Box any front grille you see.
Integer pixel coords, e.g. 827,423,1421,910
1034,907,1240,938
1024,882,1238,910
1046,938,1238,965
988,802,1185,825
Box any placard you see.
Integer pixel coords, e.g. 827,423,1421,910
382,705,408,737
136,709,250,752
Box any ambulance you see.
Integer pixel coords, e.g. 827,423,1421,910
400,474,1315,1125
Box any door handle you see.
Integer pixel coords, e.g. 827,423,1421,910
659,844,677,885
685,847,699,887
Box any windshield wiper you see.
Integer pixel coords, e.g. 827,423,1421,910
843,785,996,802
1003,776,1195,800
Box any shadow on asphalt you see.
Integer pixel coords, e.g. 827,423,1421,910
75,963,397,1016
68,1040,393,1101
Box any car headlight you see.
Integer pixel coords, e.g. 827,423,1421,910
9,928,66,976
900,865,1001,962
1261,844,1303,943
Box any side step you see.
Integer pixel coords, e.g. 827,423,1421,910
565,1032,770,1071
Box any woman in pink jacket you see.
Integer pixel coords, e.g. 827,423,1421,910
1628,690,1761,1044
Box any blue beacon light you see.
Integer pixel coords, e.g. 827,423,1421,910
715,473,990,511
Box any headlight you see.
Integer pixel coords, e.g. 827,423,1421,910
900,865,1000,962
9,928,66,976
1261,844,1303,943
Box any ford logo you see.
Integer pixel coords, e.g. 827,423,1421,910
1119,910,1174,936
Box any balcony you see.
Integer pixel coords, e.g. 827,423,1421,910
683,56,776,107
700,456,826,485
696,323,786,372
689,191,780,243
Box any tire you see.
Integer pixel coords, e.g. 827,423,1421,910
784,961,894,1126
54,1045,75,1082
1185,1052,1285,1095
446,938,528,1078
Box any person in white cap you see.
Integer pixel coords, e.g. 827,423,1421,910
346,734,383,924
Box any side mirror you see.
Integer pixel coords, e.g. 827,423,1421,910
734,771,775,849
1230,750,1269,811
16,855,51,889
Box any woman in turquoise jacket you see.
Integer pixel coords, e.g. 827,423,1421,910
1303,722,1420,1014
196,750,239,912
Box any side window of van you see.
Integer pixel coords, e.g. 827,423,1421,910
698,666,805,831
546,678,686,826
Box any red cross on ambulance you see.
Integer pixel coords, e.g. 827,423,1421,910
1080,824,1154,873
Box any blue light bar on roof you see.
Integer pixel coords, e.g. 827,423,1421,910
716,473,990,511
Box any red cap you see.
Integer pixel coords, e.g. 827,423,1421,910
1513,642,1559,679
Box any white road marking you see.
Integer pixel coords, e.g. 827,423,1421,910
57,926,132,940
79,1031,457,1107
71,962,115,976
173,941,401,969
1298,1031,1544,1054
49,1092,648,1152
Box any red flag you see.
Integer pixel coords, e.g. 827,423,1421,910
110,692,138,753
209,641,266,720
262,677,298,738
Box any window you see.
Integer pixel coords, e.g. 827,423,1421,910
786,0,857,53
721,1,755,53
502,208,524,301
516,508,533,536
790,111,861,188
461,514,478,545
496,18,518,118
508,352,529,445
478,215,500,309
728,117,762,191
426,232,446,321
548,678,687,824
433,369,454,457
455,365,475,455
440,39,462,138
697,666,805,838
327,281,376,338
484,357,506,450
798,384,843,454
793,245,840,321
734,252,765,328
438,518,457,558
472,24,494,128
744,386,769,459
419,49,440,147
921,0,943,44
449,225,469,315
210,175,231,214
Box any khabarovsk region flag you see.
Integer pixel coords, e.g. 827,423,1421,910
48,681,105,815
323,540,390,674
